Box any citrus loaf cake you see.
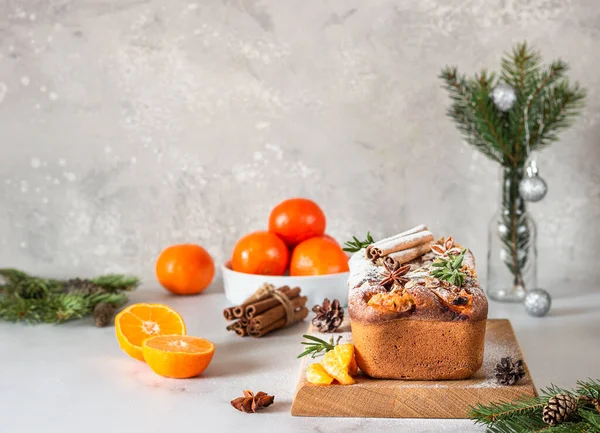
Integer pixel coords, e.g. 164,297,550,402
348,225,488,380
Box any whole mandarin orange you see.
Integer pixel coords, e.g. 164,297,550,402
268,198,326,247
156,244,215,295
290,236,349,276
322,234,339,245
232,231,289,275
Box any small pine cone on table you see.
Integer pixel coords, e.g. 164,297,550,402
494,356,525,386
311,298,344,333
543,393,578,426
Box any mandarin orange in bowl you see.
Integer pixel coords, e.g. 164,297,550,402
156,244,215,295
231,230,289,276
142,335,215,379
290,236,350,277
268,198,326,247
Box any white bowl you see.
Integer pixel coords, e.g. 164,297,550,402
222,261,350,307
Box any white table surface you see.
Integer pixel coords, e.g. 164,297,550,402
1,283,599,433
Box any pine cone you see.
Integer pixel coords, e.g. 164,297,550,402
494,356,525,385
231,390,274,413
93,302,117,327
311,298,344,332
543,393,578,425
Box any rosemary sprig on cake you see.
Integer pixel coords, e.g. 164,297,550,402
297,334,342,359
343,232,375,253
430,249,468,287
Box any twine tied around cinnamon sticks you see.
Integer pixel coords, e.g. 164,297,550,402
223,284,308,338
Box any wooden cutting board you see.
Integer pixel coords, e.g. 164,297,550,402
291,319,536,418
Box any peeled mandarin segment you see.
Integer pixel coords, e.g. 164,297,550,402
333,344,358,376
306,363,334,385
322,350,355,385
348,357,358,377
142,335,215,379
115,303,186,362
333,344,354,368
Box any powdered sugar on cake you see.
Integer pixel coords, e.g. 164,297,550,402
347,236,488,324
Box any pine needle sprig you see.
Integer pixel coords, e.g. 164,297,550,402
471,395,547,425
470,378,600,433
441,41,586,166
440,67,505,164
297,334,342,359
343,232,375,253
0,268,139,325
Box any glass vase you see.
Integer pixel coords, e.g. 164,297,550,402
486,166,537,302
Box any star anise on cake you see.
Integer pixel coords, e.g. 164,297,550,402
379,263,411,290
431,236,462,257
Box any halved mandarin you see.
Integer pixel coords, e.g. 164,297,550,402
142,335,215,379
306,363,334,385
115,303,186,361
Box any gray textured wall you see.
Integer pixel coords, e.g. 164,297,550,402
1,0,599,292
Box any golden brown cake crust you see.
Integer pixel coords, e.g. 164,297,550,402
348,246,488,325
351,319,486,380
348,236,488,380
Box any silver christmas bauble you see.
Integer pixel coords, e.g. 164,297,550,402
491,83,517,111
524,289,552,317
519,162,548,202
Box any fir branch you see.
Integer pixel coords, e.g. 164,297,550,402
470,395,546,425
501,42,542,91
471,378,600,433
441,41,586,169
0,268,138,325
440,67,505,163
343,232,375,253
577,379,600,401
471,81,514,165
578,409,600,431
529,82,586,151
513,59,570,163
90,274,140,292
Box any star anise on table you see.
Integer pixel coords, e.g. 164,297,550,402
431,235,462,257
231,390,274,413
379,263,411,290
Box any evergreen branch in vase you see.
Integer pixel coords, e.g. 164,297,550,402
439,67,505,164
440,42,586,292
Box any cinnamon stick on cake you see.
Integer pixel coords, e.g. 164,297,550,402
366,224,434,268
366,224,428,260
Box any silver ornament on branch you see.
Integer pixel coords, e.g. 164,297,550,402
524,288,551,317
519,160,548,202
491,83,517,112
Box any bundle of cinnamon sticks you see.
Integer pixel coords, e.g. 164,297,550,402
366,224,434,268
223,284,308,338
